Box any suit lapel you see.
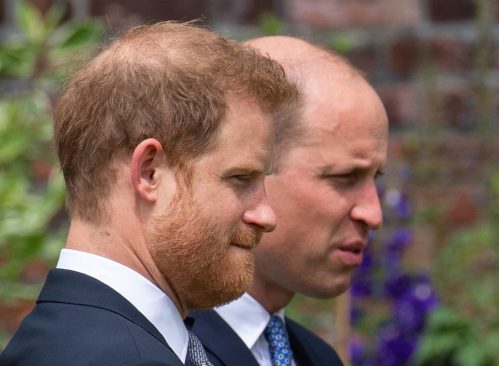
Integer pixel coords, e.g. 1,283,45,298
187,310,260,366
38,269,169,349
287,318,317,366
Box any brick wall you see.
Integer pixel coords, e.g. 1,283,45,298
1,0,497,361
3,0,492,207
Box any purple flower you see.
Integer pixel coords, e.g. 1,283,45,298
395,193,411,220
349,337,366,365
350,305,363,325
384,189,412,220
351,247,375,297
376,323,417,366
393,275,439,332
386,228,412,252
360,246,374,270
382,229,412,270
351,277,373,297
384,271,412,299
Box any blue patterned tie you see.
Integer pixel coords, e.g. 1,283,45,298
264,315,293,366
187,331,213,366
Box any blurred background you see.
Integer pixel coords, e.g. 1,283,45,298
0,0,497,365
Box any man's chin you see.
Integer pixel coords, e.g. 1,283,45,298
187,285,247,310
187,261,255,309
303,279,352,299
189,289,246,310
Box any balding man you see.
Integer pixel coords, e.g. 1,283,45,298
187,36,388,366
0,24,297,366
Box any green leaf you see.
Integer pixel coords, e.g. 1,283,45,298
15,0,46,44
0,43,37,77
455,340,489,366
415,333,461,364
44,1,65,34
0,133,30,163
329,34,358,54
259,12,284,36
52,21,104,50
425,307,470,334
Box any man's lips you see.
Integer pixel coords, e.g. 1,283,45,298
231,242,256,250
335,240,367,266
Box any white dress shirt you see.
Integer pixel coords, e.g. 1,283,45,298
56,248,189,363
215,293,297,366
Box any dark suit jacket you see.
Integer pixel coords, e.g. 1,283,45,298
0,269,184,366
186,309,344,366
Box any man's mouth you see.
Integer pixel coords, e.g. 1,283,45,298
335,240,367,266
231,242,256,250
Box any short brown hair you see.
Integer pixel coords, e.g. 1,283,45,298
54,22,297,223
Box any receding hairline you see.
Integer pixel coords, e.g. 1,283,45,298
91,22,226,79
246,36,364,84
245,36,367,166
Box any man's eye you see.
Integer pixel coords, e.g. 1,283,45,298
325,172,358,186
233,175,250,181
230,175,253,186
332,172,357,180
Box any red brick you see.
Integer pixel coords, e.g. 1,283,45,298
89,0,278,29
210,0,279,24
290,0,422,29
376,83,417,127
441,87,474,130
405,225,433,272
0,301,35,334
389,36,421,76
474,38,499,69
429,136,496,183
32,160,53,183
428,0,475,22
90,0,210,29
442,186,480,227
430,37,473,72
21,261,50,284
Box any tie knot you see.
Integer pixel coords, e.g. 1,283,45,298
187,331,213,366
264,315,293,366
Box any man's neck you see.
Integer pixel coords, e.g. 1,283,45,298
65,218,188,317
247,279,295,314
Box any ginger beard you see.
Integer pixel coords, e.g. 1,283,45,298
147,191,261,309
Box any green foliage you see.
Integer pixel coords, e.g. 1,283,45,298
0,0,103,302
0,0,103,79
414,170,499,366
328,33,358,55
415,307,499,366
258,12,286,36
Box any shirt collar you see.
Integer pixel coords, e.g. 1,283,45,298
56,248,189,362
215,293,286,349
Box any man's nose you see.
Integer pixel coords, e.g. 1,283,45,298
242,187,277,233
350,180,383,230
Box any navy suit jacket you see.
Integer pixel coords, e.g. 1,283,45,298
186,309,344,366
0,269,183,366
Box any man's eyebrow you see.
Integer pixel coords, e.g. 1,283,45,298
222,166,264,176
319,163,382,175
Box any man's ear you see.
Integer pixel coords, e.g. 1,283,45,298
131,138,165,202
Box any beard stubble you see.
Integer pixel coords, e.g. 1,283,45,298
147,193,261,309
